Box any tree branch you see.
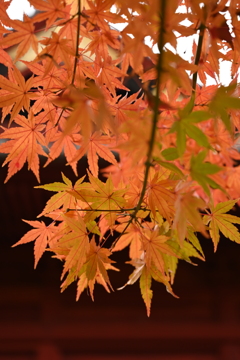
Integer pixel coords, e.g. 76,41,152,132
110,0,167,250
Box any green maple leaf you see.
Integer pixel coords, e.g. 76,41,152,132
169,111,211,156
209,85,240,133
190,151,222,196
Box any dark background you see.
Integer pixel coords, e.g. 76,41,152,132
1,154,240,360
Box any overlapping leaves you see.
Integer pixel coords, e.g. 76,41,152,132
0,0,240,316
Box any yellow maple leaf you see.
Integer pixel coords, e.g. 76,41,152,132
203,199,240,251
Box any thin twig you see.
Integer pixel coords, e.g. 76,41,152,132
71,0,81,86
192,22,206,100
66,207,141,212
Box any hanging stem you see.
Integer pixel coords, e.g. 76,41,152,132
110,0,167,250
133,0,166,215
71,0,81,85
192,22,206,100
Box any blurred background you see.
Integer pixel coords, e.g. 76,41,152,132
1,1,240,359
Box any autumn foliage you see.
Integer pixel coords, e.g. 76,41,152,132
1,0,240,315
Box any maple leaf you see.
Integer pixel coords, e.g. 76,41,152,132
107,90,145,125
0,65,39,123
209,85,240,133
57,213,90,280
30,90,60,125
0,111,47,182
118,256,145,290
72,172,126,227
0,0,12,27
44,118,81,176
38,32,75,69
94,56,129,96
12,220,57,268
78,242,119,297
37,32,75,75
117,254,153,316
203,199,240,251
119,252,176,316
190,151,222,196
166,236,205,266
29,0,70,29
35,172,92,216
173,187,207,246
53,84,113,141
140,266,152,317
22,59,67,92
141,229,178,275
169,110,211,156
147,173,176,223
78,237,115,300
113,222,143,260
70,131,117,177
0,15,38,60
86,28,120,59
162,233,205,288
0,46,13,68
84,0,121,31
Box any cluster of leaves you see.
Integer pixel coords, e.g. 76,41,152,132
1,0,240,315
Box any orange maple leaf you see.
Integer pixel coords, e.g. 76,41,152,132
86,28,120,59
84,0,121,31
147,173,176,223
12,220,57,268
53,85,106,141
0,15,38,60
29,0,70,29
173,188,207,245
141,229,178,275
94,56,129,96
0,0,12,27
113,222,143,260
0,47,13,68
0,111,47,182
0,65,39,123
22,59,67,91
70,131,117,177
107,91,145,125
44,119,81,176
37,32,75,75
76,237,118,300
58,213,90,279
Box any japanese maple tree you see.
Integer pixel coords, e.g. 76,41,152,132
1,0,240,316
